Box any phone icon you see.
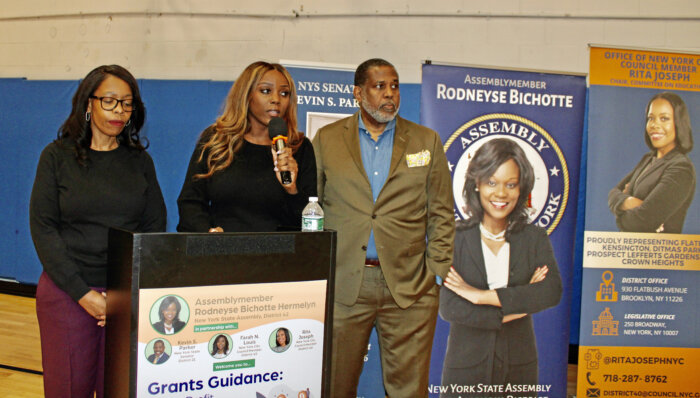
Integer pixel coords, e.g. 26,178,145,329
587,371,596,386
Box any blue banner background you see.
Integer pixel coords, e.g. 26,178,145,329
580,268,698,348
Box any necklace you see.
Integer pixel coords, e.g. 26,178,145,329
480,223,506,242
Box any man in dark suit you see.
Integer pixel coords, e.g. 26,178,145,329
312,58,455,397
147,340,169,365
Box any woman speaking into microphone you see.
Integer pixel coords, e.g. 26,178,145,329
177,61,316,232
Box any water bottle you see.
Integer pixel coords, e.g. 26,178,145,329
301,197,324,232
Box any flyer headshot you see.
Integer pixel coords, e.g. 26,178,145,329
150,295,190,335
270,327,291,353
586,88,700,234
607,92,695,233
209,334,232,359
145,339,171,365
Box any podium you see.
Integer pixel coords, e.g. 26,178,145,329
105,230,336,398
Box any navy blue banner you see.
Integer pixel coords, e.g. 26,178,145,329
421,64,586,398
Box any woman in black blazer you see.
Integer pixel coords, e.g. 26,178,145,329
608,92,695,233
439,139,562,397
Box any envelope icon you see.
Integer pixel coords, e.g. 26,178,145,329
586,388,600,398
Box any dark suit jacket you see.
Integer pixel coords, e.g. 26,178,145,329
313,112,455,308
608,148,695,233
152,320,186,334
147,352,169,364
439,224,562,381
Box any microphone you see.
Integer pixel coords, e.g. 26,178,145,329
268,117,292,185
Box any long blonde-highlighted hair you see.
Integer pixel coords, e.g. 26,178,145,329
195,61,302,179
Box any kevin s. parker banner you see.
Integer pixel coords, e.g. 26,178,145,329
579,45,700,398
421,63,586,398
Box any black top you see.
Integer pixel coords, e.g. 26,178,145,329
152,320,186,335
30,140,167,301
177,127,317,233
439,223,562,372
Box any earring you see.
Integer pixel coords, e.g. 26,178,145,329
85,112,91,122
125,119,131,126
475,187,479,192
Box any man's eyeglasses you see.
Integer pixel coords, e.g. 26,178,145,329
90,96,135,112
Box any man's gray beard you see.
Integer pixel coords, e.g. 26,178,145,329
362,96,399,123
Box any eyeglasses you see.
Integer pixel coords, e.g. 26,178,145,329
89,95,135,112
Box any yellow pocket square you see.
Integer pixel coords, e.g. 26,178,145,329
406,150,431,167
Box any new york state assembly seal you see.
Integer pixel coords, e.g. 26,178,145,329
444,113,569,235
